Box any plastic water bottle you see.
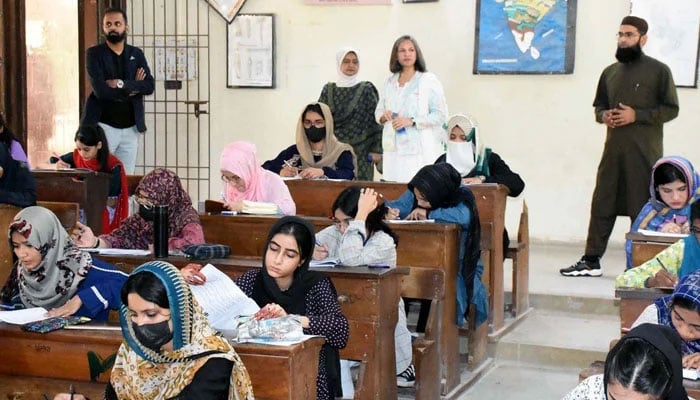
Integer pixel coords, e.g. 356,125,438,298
153,205,169,258
392,112,406,134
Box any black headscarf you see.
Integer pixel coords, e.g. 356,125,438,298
408,164,481,318
251,216,342,397
604,323,687,400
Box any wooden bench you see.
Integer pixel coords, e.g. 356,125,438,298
505,201,529,318
282,179,514,334
126,174,143,196
0,323,324,400
96,254,406,400
626,231,680,267
615,287,671,334
37,201,80,231
33,170,110,234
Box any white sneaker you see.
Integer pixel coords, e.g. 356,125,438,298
397,364,416,388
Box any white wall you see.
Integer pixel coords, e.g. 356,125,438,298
203,0,700,246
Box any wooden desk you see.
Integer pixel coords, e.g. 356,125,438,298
32,170,111,234
283,179,510,333
0,323,324,400
626,232,682,267
197,214,468,397
98,254,404,400
615,288,671,333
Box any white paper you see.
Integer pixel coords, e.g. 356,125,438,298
189,264,260,330
235,334,321,346
387,219,435,224
684,368,699,380
83,248,152,256
637,229,687,239
0,307,48,324
309,258,341,268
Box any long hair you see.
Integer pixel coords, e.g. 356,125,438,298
332,186,398,245
74,125,111,172
0,113,18,149
389,35,427,73
121,271,169,309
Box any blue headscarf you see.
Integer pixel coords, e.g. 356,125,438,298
626,156,700,268
655,269,700,355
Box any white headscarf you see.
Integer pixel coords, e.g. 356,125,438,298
446,114,486,176
335,47,361,88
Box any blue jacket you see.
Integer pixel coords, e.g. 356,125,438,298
74,257,128,320
81,43,154,132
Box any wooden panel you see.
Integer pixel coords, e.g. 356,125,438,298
37,201,79,230
615,288,672,332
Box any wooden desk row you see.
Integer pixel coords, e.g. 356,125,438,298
626,231,681,267
284,179,513,332
0,322,324,400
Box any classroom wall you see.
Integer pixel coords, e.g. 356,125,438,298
201,0,700,247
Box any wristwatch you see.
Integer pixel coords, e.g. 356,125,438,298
411,118,416,127
116,79,124,89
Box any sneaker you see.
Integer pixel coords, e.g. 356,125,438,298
560,258,602,277
397,364,416,387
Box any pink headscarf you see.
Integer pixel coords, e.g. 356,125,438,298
220,141,268,203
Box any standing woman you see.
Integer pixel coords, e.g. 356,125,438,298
185,216,349,399
0,113,29,165
318,47,383,181
263,102,357,180
71,168,205,251
375,35,448,183
220,141,296,215
52,125,129,233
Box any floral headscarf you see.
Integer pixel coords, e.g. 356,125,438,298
6,206,91,309
111,261,254,400
655,269,700,356
103,169,200,249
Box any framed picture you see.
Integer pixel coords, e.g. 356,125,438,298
227,14,275,88
206,0,248,24
473,0,577,74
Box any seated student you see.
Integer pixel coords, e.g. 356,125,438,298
384,163,487,330
0,141,36,208
71,168,205,251
631,270,700,370
0,113,29,165
51,125,129,233
0,206,126,320
181,216,349,400
54,261,254,400
262,102,357,180
625,156,700,268
219,141,296,215
616,201,700,289
563,323,687,400
435,113,524,249
313,186,414,388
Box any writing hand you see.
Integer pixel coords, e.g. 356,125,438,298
313,243,329,260
181,263,207,285
223,200,244,212
254,303,287,320
280,166,299,178
385,207,400,221
660,222,683,234
647,269,677,288
52,152,71,169
299,167,324,179
47,296,82,318
406,208,428,221
683,353,700,369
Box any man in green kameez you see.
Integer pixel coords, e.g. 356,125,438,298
561,16,679,277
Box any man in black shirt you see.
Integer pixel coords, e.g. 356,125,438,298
81,7,154,174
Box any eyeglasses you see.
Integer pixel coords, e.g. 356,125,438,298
221,174,241,183
303,120,325,129
691,226,700,234
616,32,640,39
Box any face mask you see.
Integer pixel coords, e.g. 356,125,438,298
105,31,126,44
446,141,476,176
305,127,326,143
133,320,173,352
139,204,154,221
615,43,642,63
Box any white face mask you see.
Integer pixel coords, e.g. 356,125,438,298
446,141,475,176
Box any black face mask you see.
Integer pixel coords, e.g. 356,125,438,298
305,127,326,143
105,31,126,44
615,43,642,63
139,205,155,222
133,320,173,352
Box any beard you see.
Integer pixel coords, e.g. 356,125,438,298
105,31,126,44
615,43,642,63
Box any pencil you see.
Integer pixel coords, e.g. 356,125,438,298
656,257,668,271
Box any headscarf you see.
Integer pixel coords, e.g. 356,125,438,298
408,164,482,318
250,216,340,396
335,47,360,88
655,270,700,355
104,169,200,249
604,323,686,400
111,261,254,400
445,114,490,177
72,150,129,234
220,141,274,203
295,102,358,177
6,206,91,309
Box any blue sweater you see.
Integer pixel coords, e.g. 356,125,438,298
262,144,355,180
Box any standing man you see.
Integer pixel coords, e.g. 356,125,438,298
82,7,154,175
560,16,679,277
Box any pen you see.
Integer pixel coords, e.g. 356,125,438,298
656,257,668,271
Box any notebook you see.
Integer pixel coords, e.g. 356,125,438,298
310,258,341,268
0,307,49,324
683,368,699,380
